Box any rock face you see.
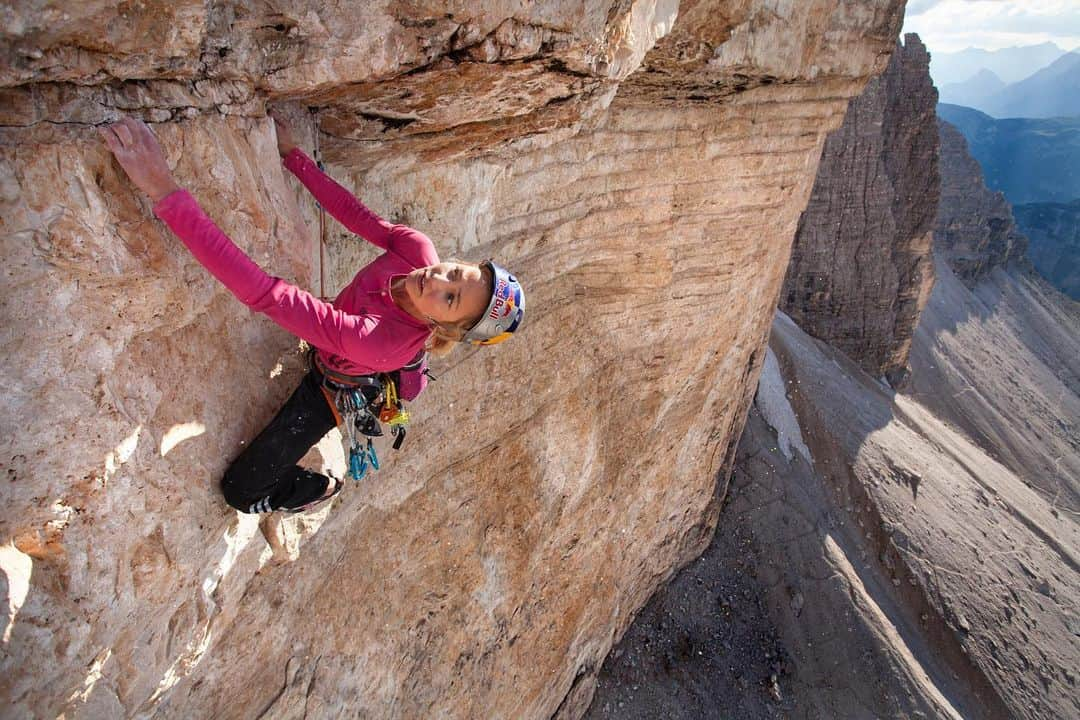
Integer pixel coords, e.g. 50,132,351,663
589,298,1080,720
0,2,905,718
587,31,1079,719
780,34,938,383
935,119,1028,283
0,1,674,133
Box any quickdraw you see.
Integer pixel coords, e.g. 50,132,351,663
335,385,383,482
347,435,379,481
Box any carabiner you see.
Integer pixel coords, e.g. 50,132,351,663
367,437,380,470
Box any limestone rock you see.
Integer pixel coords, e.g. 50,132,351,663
0,2,905,718
756,308,1077,720
1,2,680,146
780,34,939,383
935,119,1028,283
586,28,1078,720
620,0,905,104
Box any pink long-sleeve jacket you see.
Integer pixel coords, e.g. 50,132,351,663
153,148,433,400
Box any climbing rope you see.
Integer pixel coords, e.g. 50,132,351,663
304,115,413,483
311,107,327,299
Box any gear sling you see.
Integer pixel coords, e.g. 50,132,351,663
311,350,413,482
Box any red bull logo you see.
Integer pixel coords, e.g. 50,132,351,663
488,279,518,320
469,264,523,345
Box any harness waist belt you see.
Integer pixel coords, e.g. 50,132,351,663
311,351,383,388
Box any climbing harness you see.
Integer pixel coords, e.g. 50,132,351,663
311,351,411,482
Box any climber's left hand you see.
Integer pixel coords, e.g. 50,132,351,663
269,110,298,158
100,116,180,203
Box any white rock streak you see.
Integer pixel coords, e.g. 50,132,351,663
755,336,812,463
0,542,31,644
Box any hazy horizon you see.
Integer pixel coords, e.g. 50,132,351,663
930,41,1078,56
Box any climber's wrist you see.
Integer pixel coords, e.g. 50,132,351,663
147,177,182,204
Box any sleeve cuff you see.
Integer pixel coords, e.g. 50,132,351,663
152,188,190,217
283,147,310,174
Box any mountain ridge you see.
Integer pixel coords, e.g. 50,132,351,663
1013,199,1080,300
936,103,1080,205
941,51,1080,119
929,42,1067,86
939,68,1004,109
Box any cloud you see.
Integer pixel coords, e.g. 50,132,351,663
904,0,947,16
903,0,1080,52
905,0,1012,16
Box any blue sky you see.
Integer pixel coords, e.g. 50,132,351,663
902,0,1080,52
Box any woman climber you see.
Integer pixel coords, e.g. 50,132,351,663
100,115,525,513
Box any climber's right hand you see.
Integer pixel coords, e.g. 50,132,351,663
269,111,297,158
99,116,180,203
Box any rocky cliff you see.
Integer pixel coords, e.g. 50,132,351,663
780,34,937,384
935,119,1028,282
0,2,906,718
586,31,1079,720
911,121,1080,508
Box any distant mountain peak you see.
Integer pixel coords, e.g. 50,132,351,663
981,51,1080,119
929,42,1068,86
950,68,1004,84
938,69,1005,109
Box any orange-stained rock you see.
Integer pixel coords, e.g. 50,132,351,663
0,2,904,717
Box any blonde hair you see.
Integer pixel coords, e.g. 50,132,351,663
424,261,493,357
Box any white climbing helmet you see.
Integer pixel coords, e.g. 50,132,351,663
462,261,525,346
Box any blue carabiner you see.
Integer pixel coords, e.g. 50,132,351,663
349,442,368,481
367,438,380,471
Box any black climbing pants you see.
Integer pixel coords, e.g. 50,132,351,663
221,370,338,513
